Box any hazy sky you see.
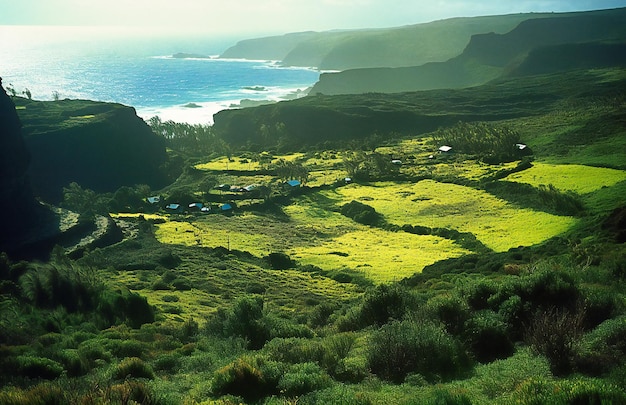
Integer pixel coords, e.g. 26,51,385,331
2,0,626,36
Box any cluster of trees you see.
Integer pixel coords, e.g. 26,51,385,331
433,121,527,163
61,182,155,217
270,158,310,183
147,117,229,157
343,151,400,181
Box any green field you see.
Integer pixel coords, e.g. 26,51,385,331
327,180,577,252
505,163,626,194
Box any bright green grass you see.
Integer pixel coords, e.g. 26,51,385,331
154,198,469,283
505,163,626,194
284,202,470,283
327,181,577,252
195,157,261,171
291,228,470,284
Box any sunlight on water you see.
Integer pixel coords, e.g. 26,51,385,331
0,25,319,124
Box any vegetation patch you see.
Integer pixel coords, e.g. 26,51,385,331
328,180,577,252
505,163,626,194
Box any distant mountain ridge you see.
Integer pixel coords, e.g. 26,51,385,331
310,8,626,95
220,13,560,70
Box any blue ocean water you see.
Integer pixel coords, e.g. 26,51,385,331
0,26,320,123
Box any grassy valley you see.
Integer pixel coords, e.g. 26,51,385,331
1,60,626,404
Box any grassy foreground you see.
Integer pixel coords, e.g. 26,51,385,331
2,68,626,404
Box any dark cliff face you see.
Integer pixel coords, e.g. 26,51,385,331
0,78,30,184
0,78,41,248
15,98,170,203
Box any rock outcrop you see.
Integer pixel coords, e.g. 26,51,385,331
0,77,43,252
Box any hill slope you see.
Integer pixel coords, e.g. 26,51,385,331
220,13,559,70
15,98,171,203
310,8,626,95
213,68,626,151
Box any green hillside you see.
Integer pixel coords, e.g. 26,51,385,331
310,8,626,95
2,30,626,405
14,98,171,203
214,68,626,154
221,12,559,70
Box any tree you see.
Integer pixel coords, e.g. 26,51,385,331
272,159,309,183
61,182,108,216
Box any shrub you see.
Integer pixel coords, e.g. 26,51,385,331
16,356,64,380
367,319,472,383
360,284,412,327
171,277,192,291
266,315,314,339
525,307,585,376
575,316,626,375
0,383,66,405
426,294,470,336
108,380,155,405
463,310,514,363
265,252,294,270
340,200,384,226
263,338,326,365
107,339,145,358
153,353,181,372
432,121,522,162
57,349,88,377
207,295,270,349
309,302,339,328
112,357,155,380
278,362,333,397
211,356,280,401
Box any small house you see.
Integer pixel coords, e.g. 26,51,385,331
344,177,353,184
216,184,231,191
147,196,161,205
221,203,233,211
165,203,183,213
438,145,452,153
200,206,211,213
286,180,301,188
391,159,403,166
188,202,203,211
516,143,527,150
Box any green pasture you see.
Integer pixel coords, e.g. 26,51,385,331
153,196,469,283
327,180,577,252
505,162,626,194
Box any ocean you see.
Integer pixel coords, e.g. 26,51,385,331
0,26,321,124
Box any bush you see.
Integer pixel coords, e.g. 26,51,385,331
426,294,470,336
153,353,181,372
525,307,585,376
16,356,64,380
575,316,626,375
265,252,294,270
367,319,472,383
263,338,326,365
107,339,145,358
112,357,155,380
360,284,412,327
0,383,66,405
340,200,384,226
57,349,88,377
278,362,333,397
207,295,270,350
211,356,280,401
463,310,514,363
